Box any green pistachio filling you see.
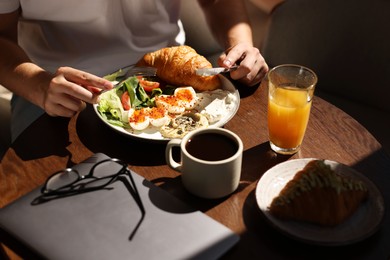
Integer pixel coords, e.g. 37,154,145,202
272,160,367,206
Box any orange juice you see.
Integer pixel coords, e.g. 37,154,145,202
268,84,312,150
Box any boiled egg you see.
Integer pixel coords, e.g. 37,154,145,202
155,87,197,114
128,108,150,130
155,95,186,114
173,87,197,110
147,107,170,127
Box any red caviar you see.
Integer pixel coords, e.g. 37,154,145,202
158,95,181,106
129,109,148,123
175,89,193,103
148,107,166,119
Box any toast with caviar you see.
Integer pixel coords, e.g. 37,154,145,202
137,45,221,91
268,160,368,226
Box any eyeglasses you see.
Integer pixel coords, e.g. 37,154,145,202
34,158,145,240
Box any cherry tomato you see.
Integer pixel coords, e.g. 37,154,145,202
86,85,102,94
138,77,160,92
121,91,131,110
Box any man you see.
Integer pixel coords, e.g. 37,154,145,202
0,0,268,140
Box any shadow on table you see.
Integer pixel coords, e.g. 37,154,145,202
10,115,71,161
240,142,293,183
235,148,390,260
147,142,294,216
75,76,263,166
143,175,230,213
76,105,167,166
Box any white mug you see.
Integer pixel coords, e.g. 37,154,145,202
165,128,243,199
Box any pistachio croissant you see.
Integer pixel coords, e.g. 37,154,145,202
136,45,221,91
269,160,368,226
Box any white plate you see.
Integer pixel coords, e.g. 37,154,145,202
255,158,385,246
93,74,240,141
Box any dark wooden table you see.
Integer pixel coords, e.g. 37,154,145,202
1,81,389,259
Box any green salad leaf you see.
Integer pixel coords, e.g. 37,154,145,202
97,88,129,127
103,68,126,82
97,76,167,128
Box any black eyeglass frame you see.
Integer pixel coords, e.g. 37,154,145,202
36,158,145,240
41,158,131,196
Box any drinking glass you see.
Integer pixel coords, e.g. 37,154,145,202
267,64,317,155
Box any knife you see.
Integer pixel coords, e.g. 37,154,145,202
196,65,238,76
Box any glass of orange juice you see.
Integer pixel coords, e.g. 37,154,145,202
267,64,317,155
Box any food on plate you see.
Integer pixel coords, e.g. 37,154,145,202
97,74,236,138
147,107,170,127
128,108,150,130
136,45,221,91
128,106,171,130
194,89,237,124
155,86,197,114
268,160,368,226
160,112,209,139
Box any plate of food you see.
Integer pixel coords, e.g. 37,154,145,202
255,158,385,246
94,46,240,141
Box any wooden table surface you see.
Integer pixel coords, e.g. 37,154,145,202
1,80,389,259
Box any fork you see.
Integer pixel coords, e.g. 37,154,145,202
99,66,157,94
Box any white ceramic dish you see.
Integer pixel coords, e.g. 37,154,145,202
255,158,385,246
93,74,240,141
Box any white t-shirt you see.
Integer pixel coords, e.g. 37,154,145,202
0,0,185,140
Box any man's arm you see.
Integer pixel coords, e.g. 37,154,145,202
0,9,50,109
197,0,253,49
197,0,268,86
0,10,112,117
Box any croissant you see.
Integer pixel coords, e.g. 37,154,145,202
136,45,221,91
269,160,368,226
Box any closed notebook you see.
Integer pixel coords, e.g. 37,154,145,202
0,153,239,260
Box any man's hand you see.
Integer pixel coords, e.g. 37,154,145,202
219,42,269,86
43,67,113,117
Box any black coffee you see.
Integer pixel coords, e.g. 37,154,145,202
186,133,238,161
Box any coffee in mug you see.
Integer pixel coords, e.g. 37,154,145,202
165,128,243,199
185,133,238,161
